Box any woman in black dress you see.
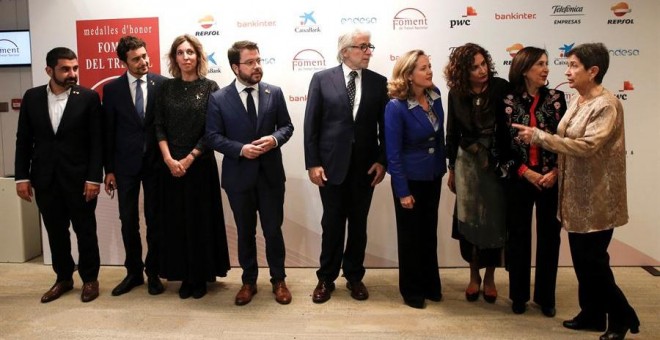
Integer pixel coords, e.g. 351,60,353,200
444,43,511,304
154,34,230,299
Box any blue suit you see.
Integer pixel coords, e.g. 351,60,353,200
102,72,167,277
206,80,293,284
384,88,446,304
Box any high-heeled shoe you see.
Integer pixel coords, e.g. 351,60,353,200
601,308,641,339
465,279,481,302
483,283,497,303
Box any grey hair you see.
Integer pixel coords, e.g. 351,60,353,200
336,28,371,63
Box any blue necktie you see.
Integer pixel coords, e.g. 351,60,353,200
245,87,257,126
135,78,144,119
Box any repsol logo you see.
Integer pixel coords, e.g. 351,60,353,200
607,19,634,24
340,17,377,24
195,30,220,36
449,19,471,28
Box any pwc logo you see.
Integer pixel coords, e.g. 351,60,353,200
608,2,634,24
616,81,634,100
291,49,326,71
503,43,523,65
196,15,220,36
393,8,428,30
450,6,477,28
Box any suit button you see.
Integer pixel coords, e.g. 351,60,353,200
428,148,435,154
428,137,435,141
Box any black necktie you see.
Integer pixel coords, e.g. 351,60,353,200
347,70,357,109
245,87,257,126
135,78,144,119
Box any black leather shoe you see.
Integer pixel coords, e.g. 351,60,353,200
599,329,628,340
147,275,164,295
541,306,556,317
312,281,335,303
111,274,144,296
179,281,192,299
404,297,426,309
512,301,526,314
426,293,442,302
346,281,369,301
563,314,606,332
192,282,207,299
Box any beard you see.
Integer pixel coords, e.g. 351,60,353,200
238,69,262,86
52,75,78,89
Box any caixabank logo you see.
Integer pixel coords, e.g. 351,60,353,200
550,4,584,25
206,51,221,74
503,43,524,65
554,43,575,65
615,80,634,100
292,49,326,71
449,6,477,28
393,8,428,30
296,11,321,33
608,2,634,24
196,15,220,36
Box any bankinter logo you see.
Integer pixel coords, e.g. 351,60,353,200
393,8,428,30
611,2,631,17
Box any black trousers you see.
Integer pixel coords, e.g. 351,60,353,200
226,172,286,284
569,229,637,327
316,165,375,283
35,179,100,283
115,162,160,277
508,176,561,307
392,178,442,301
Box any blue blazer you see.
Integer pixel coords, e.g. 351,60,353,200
102,72,167,176
303,65,388,185
385,88,446,198
205,80,294,192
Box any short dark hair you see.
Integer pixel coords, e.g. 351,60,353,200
508,46,548,94
46,47,77,68
116,36,146,62
228,40,259,71
566,43,609,84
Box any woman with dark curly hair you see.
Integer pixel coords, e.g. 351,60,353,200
444,43,511,304
504,46,566,317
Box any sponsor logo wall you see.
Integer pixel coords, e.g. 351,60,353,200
28,0,659,267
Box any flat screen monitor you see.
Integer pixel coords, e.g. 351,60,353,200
0,30,31,67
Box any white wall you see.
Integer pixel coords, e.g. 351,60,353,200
16,0,660,267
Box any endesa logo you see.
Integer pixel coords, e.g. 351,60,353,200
554,43,574,65
393,8,428,30
291,49,326,71
616,81,634,100
551,5,584,25
608,2,634,24
196,15,220,36
296,11,321,33
609,48,640,56
450,6,477,28
503,43,523,65
340,17,377,25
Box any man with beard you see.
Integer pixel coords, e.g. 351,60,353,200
206,40,294,306
102,36,167,296
15,47,103,303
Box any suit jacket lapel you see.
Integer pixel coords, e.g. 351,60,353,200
119,73,143,126
228,80,255,129
35,86,55,137
145,73,157,121
256,83,271,131
331,66,353,120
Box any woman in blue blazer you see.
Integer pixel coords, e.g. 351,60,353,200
385,50,446,309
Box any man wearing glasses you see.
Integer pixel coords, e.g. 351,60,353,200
102,36,167,296
304,29,388,303
206,40,294,306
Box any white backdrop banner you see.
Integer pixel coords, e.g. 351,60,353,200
30,0,659,267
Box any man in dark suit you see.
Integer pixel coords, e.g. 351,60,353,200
102,36,167,296
15,47,103,303
206,40,294,306
303,29,388,303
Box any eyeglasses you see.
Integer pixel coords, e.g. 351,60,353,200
349,44,375,52
239,58,262,68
